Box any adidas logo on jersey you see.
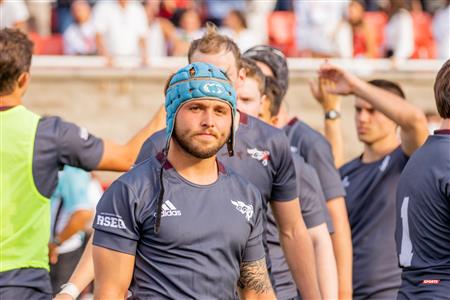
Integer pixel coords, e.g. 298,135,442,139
161,200,181,217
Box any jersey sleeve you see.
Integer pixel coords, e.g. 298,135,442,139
270,133,298,202
306,138,346,201
54,117,104,170
242,192,265,263
299,163,328,229
135,138,158,164
93,180,141,255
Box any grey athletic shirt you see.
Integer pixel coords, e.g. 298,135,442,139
396,131,450,299
283,117,345,202
93,154,265,299
0,115,103,295
136,113,298,297
340,147,408,299
267,155,329,299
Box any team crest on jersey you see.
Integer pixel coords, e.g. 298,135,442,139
247,148,270,166
231,200,253,222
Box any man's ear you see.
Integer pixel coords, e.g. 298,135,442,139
17,72,30,89
235,67,246,90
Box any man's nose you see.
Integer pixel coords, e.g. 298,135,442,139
200,110,214,127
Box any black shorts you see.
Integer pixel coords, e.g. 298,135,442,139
0,286,51,300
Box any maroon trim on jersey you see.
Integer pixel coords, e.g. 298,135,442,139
287,117,299,127
434,129,450,135
217,160,227,175
0,106,14,111
155,152,173,170
156,151,226,174
239,110,248,125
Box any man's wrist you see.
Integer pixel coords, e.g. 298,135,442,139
51,236,62,246
325,109,341,120
59,283,81,299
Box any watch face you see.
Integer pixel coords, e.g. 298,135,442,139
326,110,340,120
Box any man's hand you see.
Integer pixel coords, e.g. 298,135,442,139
48,242,59,264
309,78,341,112
318,63,361,96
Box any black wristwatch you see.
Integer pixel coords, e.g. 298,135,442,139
325,109,341,120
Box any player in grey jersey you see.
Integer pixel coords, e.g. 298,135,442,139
92,62,275,299
244,45,350,299
313,63,428,299
0,28,163,300
58,26,320,300
256,65,338,299
396,59,450,299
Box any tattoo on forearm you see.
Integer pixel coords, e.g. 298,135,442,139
238,258,273,294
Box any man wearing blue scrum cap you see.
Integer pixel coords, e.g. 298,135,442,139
91,62,275,300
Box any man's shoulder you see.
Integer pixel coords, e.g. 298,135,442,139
242,113,287,143
118,155,162,193
291,119,328,145
339,156,362,176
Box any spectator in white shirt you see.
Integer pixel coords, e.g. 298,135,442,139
383,0,414,60
432,0,449,59
294,0,349,57
63,0,96,55
0,0,29,31
92,0,148,65
220,10,259,52
144,0,176,59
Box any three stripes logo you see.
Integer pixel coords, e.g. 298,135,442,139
161,200,182,217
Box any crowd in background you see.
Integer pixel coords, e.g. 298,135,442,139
0,0,448,60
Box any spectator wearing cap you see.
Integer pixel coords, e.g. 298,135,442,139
220,10,259,52
0,0,29,31
63,0,96,55
92,0,148,65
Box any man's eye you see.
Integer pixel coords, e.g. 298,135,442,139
190,106,200,111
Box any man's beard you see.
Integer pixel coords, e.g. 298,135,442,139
172,129,230,159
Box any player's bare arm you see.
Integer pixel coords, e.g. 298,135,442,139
270,199,322,299
319,63,428,156
237,258,276,299
326,197,353,299
92,245,134,300
308,223,338,299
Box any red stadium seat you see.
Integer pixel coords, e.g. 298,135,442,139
363,12,388,58
28,33,63,55
268,11,297,57
411,12,437,59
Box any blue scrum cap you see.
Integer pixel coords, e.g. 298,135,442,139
164,62,237,156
